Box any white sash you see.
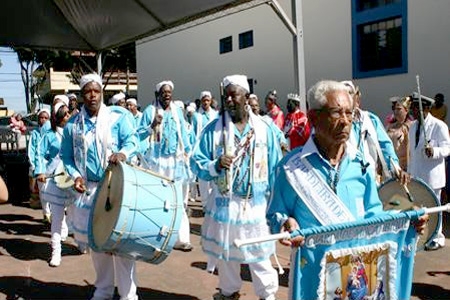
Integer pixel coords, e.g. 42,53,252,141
284,149,355,226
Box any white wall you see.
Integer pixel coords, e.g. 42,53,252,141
137,0,296,110
138,0,450,125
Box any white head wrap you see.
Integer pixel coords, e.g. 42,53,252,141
126,98,137,106
200,91,212,99
155,80,174,92
67,93,77,100
110,92,126,105
287,93,301,102
38,108,50,117
53,102,67,115
79,73,103,90
53,95,69,106
222,75,249,93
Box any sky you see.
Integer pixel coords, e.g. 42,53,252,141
0,47,27,114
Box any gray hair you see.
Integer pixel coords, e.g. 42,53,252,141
307,80,353,111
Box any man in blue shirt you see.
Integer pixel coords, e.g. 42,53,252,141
61,73,139,300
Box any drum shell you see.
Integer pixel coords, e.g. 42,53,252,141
88,162,183,264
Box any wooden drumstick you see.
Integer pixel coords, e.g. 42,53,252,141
104,168,113,212
390,157,414,203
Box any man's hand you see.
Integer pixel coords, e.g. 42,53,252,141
412,207,430,235
280,217,304,248
217,154,234,171
396,169,411,186
151,114,163,129
74,177,86,193
36,174,46,183
109,153,127,164
425,146,434,158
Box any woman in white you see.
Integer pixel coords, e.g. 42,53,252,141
35,102,72,267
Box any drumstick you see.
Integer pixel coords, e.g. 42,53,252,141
390,157,414,203
46,172,64,179
104,168,113,211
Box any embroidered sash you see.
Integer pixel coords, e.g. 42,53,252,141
284,152,355,226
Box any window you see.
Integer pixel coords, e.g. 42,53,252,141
352,0,407,78
219,36,232,54
239,30,254,49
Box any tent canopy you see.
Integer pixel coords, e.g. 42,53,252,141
0,0,269,51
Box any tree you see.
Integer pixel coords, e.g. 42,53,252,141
13,44,136,112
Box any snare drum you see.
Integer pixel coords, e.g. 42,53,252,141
88,162,183,264
54,162,74,189
378,177,440,250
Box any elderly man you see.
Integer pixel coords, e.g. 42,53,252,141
264,90,284,130
110,92,127,108
138,80,193,252
126,98,142,127
266,80,428,300
343,80,400,184
191,75,281,300
409,94,450,250
283,93,310,150
61,74,140,300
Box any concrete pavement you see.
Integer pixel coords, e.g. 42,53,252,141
0,200,449,299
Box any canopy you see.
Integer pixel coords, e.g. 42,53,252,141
0,0,269,51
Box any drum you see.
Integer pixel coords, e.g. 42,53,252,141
88,162,183,264
54,162,74,189
378,177,440,250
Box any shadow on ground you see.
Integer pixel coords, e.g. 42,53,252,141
412,282,450,299
191,261,290,287
0,276,200,300
0,238,81,262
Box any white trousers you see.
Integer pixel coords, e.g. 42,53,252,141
91,251,138,300
50,204,68,256
433,188,446,246
217,259,278,299
37,181,51,217
176,182,191,245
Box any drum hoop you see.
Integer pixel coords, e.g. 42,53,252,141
379,176,441,249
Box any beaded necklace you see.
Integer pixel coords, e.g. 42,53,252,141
329,161,342,192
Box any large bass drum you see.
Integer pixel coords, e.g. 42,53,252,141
378,177,440,250
88,162,183,264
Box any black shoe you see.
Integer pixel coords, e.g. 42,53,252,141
425,241,444,251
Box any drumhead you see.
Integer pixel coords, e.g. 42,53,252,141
378,177,440,250
54,162,74,189
91,163,124,248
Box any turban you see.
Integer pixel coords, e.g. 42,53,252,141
126,98,137,106
155,80,174,92
110,92,126,105
200,91,212,99
53,95,69,106
287,93,301,102
222,75,249,93
79,73,103,90
38,108,50,117
53,102,67,115
67,93,77,100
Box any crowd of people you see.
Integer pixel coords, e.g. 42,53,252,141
22,73,447,300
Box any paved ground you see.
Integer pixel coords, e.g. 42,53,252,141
0,199,449,300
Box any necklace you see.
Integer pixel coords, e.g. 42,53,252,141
329,161,342,192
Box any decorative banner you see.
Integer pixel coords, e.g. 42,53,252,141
290,211,420,300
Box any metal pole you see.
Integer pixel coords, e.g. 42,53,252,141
292,0,307,111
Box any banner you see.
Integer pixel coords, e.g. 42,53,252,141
290,211,421,300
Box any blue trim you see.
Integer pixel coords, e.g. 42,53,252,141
352,0,408,78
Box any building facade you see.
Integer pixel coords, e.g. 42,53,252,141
137,0,450,124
